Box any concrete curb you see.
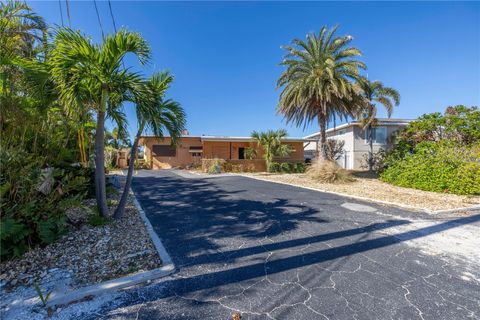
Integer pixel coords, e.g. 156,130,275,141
47,189,175,307
238,174,480,215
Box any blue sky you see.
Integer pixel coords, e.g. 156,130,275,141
30,1,480,139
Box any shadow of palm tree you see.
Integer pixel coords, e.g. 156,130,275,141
132,171,327,266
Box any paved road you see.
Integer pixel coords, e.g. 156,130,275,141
98,170,480,320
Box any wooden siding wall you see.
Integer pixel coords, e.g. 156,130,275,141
140,137,203,169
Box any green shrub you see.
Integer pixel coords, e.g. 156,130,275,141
88,212,110,227
267,162,281,173
381,142,480,195
280,162,292,173
293,163,306,173
0,149,92,259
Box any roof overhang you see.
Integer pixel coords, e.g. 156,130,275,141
200,136,316,143
304,119,413,139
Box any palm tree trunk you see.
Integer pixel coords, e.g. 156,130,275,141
95,90,109,217
368,124,373,171
318,113,327,160
114,129,141,219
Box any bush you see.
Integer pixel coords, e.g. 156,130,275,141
0,149,92,259
267,162,281,173
204,158,224,174
380,106,480,195
360,149,387,172
293,163,307,173
381,142,480,195
280,162,292,173
307,160,355,183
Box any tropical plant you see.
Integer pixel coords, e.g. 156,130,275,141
244,147,257,160
381,106,480,195
113,71,185,219
356,78,400,171
0,148,91,259
277,25,366,160
48,28,151,217
251,129,292,172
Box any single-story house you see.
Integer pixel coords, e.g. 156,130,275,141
138,135,315,171
304,118,412,170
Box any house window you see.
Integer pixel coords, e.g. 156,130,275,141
191,152,202,157
238,147,245,159
152,145,176,157
364,127,387,144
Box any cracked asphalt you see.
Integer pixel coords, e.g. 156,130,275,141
96,170,480,320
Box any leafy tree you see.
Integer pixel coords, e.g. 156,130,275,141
49,28,151,217
106,127,132,149
356,78,400,171
0,0,47,136
251,129,292,172
380,106,480,195
114,71,185,219
277,25,366,159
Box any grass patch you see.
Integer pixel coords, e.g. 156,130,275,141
87,212,111,227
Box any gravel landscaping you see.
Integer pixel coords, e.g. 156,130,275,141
0,178,162,318
240,172,480,212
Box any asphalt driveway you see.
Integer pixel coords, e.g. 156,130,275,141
99,170,480,320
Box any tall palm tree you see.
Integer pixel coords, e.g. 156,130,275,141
251,129,292,172
277,25,366,160
113,71,186,219
49,28,151,217
0,0,47,133
0,0,46,59
357,78,400,171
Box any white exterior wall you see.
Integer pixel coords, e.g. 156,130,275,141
326,127,354,169
304,122,409,170
303,126,354,169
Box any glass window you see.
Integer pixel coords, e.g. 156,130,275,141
364,127,387,144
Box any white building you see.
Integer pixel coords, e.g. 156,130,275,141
304,118,412,170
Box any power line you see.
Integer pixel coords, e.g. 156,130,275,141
65,0,71,27
58,0,64,27
93,0,105,39
107,0,126,69
107,0,117,33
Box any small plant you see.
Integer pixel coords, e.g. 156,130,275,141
293,163,306,173
360,149,387,172
280,162,292,173
207,158,223,174
88,213,109,227
127,263,139,273
267,162,281,173
307,160,355,183
34,283,52,307
106,185,118,196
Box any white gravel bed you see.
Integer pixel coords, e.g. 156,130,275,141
0,188,162,319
